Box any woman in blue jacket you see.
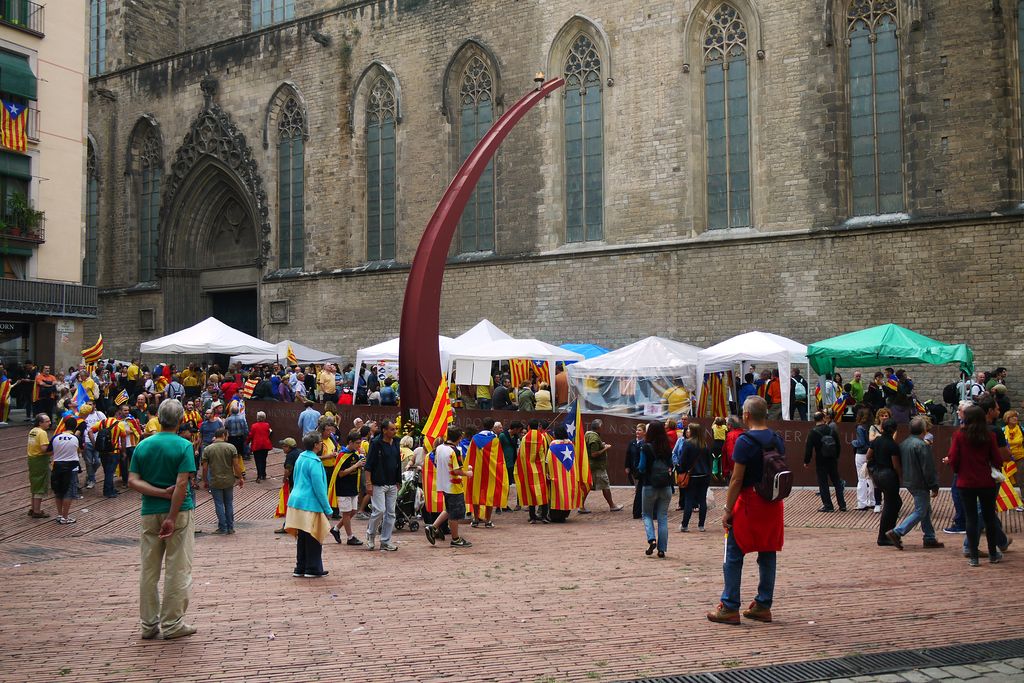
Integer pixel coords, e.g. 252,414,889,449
285,431,334,577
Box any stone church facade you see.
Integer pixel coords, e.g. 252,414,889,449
86,0,1024,397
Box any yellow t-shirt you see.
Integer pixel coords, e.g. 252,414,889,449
318,371,336,395
712,424,728,440
27,427,49,456
447,450,465,495
321,437,337,468
145,416,160,436
476,378,493,400
81,377,99,400
126,364,140,381
662,386,691,414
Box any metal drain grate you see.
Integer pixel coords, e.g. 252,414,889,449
624,637,1024,683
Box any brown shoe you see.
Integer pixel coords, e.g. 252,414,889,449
706,603,741,625
742,601,773,623
923,539,945,549
885,529,903,550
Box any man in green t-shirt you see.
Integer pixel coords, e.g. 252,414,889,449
580,419,623,514
127,398,197,641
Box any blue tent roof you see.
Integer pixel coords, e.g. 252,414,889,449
560,343,611,361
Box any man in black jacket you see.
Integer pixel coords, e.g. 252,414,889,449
491,377,514,411
625,423,646,519
804,411,846,512
363,419,402,552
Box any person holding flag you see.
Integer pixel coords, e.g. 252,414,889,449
0,365,11,426
424,425,473,548
465,417,507,528
560,400,591,514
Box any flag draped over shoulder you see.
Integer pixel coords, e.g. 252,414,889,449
1,99,27,153
563,400,589,505
423,438,446,514
548,440,579,511
81,335,104,364
464,431,507,508
997,461,1023,512
240,378,258,400
0,377,10,422
514,429,549,506
422,376,454,443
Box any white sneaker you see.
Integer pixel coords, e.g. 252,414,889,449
873,505,881,513
364,534,375,550
86,482,95,489
1015,506,1024,512
56,516,66,524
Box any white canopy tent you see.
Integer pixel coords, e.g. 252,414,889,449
229,340,343,367
695,331,809,421
140,317,277,356
565,336,703,418
444,321,584,387
352,335,454,397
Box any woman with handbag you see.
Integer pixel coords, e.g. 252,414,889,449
637,421,674,558
675,422,712,532
949,405,1006,566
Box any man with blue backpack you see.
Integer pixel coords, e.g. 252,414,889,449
708,395,790,626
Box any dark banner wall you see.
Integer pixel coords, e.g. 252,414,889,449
246,401,958,488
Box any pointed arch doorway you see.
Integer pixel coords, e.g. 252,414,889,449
158,106,272,338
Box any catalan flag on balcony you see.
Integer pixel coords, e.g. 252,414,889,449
81,335,104,364
1,99,27,153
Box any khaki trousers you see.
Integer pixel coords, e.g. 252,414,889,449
139,509,194,635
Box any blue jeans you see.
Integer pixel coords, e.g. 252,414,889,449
950,474,965,529
721,530,776,611
641,485,671,552
100,452,118,496
83,444,100,485
210,486,235,532
893,489,936,541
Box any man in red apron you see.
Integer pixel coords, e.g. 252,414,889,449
708,395,784,625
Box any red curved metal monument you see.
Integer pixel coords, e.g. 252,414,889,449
399,77,566,416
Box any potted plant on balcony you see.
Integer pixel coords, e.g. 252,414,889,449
6,192,42,238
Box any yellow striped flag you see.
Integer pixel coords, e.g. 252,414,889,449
275,481,290,517
509,359,532,389
240,378,259,400
548,439,579,511
114,389,129,406
464,430,508,509
286,344,298,366
422,437,446,514
997,461,1023,512
532,360,550,385
514,429,549,506
1,100,27,153
0,377,10,422
571,399,590,506
81,335,104,364
422,375,454,443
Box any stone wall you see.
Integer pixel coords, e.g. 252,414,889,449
87,0,1024,404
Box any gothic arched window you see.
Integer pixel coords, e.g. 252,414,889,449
137,129,161,282
277,96,304,269
564,34,604,243
366,76,397,261
703,4,751,230
848,0,904,215
457,56,495,253
84,141,99,286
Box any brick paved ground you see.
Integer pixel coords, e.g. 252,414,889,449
0,422,1019,683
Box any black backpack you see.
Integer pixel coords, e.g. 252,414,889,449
818,426,840,460
740,431,793,502
94,424,114,454
942,383,959,405
646,447,674,489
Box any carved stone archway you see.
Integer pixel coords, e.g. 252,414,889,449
158,104,270,336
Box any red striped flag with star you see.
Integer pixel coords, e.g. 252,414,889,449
1,99,27,153
531,360,550,385
422,376,454,443
464,430,508,508
514,429,549,506
548,439,580,511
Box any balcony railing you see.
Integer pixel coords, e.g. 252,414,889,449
0,207,44,243
0,1,44,37
25,103,37,142
0,278,96,317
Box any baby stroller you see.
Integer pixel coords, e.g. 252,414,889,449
393,469,422,532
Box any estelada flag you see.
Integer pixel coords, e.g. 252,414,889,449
548,440,580,511
514,429,549,506
422,376,454,443
422,437,446,514
81,335,104,364
240,378,258,400
0,377,10,422
1,99,27,153
114,389,129,406
532,360,550,385
997,461,1023,512
562,400,590,504
464,430,508,508
286,344,298,366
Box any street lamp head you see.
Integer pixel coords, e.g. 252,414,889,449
534,71,545,89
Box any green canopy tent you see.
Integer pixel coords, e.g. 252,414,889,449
806,323,973,376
